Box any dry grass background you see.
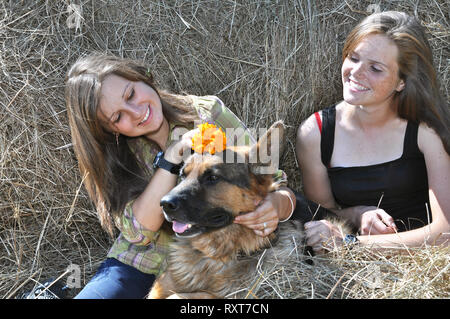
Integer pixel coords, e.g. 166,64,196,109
0,0,448,299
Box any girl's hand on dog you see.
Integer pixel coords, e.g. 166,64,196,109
234,191,286,237
304,220,344,254
164,128,199,164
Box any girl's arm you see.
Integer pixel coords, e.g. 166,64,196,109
357,222,449,248
132,130,196,232
131,167,178,232
418,123,450,230
296,113,366,226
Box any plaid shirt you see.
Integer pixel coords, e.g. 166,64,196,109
107,95,287,275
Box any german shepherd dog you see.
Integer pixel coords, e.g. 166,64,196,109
149,121,346,299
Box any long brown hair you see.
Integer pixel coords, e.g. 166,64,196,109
65,54,198,235
342,11,449,154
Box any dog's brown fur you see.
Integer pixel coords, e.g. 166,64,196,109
149,121,348,299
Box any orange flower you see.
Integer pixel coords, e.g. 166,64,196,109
192,123,227,155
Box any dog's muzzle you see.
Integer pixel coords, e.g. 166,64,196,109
160,194,234,237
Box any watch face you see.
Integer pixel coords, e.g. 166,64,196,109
153,151,163,168
344,234,358,245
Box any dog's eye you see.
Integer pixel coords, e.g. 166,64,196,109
207,175,219,182
205,174,220,183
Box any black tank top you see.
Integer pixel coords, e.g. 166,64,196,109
319,105,430,231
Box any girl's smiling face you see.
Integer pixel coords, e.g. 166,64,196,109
342,33,405,108
98,74,165,138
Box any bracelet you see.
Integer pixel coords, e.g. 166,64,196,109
279,192,295,223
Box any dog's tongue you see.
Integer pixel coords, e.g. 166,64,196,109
172,221,189,234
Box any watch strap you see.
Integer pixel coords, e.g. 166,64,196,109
153,151,181,175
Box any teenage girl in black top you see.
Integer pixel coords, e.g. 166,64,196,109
296,11,449,251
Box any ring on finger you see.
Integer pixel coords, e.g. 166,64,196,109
263,222,267,229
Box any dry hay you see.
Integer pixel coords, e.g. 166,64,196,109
239,244,449,299
0,0,448,299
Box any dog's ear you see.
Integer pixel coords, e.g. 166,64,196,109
247,120,285,175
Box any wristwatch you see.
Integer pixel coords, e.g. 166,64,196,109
343,234,359,247
152,151,182,175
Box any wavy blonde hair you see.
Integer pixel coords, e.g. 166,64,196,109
65,54,198,235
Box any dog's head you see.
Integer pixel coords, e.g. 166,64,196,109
160,121,284,238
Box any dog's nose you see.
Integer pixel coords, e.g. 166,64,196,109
160,195,179,213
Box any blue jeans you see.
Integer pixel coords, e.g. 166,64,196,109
74,258,156,299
